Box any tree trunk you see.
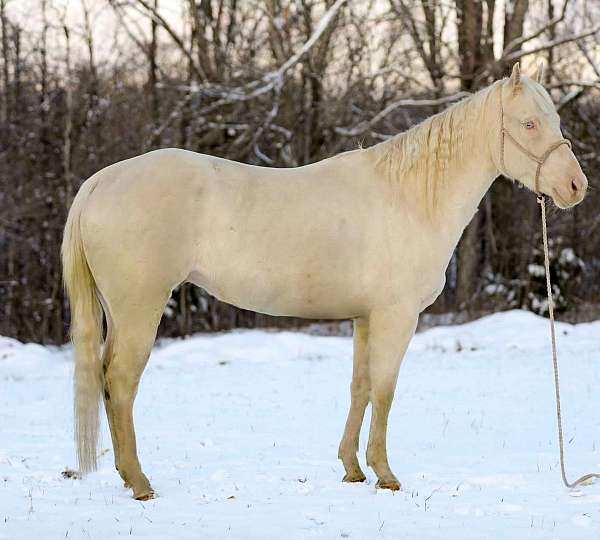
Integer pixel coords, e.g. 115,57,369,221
148,0,160,146
0,0,10,126
456,0,483,91
454,0,485,309
456,211,483,309
63,23,73,210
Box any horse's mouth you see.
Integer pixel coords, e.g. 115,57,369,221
551,188,571,209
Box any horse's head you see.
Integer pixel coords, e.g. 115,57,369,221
499,63,587,209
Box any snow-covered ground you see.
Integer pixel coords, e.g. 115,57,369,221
1,310,600,539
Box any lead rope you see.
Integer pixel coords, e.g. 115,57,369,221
538,194,600,488
498,85,598,488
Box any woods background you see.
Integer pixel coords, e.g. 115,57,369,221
1,0,599,344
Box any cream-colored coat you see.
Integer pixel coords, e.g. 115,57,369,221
62,64,587,500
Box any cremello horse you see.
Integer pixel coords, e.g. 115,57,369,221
62,63,587,500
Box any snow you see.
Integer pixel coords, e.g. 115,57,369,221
1,310,600,539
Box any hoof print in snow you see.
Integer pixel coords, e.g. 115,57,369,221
61,468,82,480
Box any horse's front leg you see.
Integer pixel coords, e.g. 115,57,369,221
366,305,418,490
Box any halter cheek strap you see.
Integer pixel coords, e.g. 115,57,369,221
498,94,571,194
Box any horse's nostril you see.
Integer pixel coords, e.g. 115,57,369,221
571,179,578,193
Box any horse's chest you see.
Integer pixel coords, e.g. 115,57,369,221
418,277,446,311
383,235,450,311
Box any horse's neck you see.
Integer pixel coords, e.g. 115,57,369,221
436,152,498,244
427,89,501,247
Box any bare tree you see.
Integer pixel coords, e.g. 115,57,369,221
0,0,599,343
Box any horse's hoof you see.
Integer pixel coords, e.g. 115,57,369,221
343,472,366,483
134,489,155,501
376,478,401,491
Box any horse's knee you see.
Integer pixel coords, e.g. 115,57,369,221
104,374,135,408
370,379,395,410
103,358,141,411
104,332,152,390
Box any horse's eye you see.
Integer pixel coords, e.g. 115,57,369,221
523,120,536,130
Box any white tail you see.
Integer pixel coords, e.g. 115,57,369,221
61,179,104,474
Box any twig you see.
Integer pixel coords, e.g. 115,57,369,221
547,80,600,90
502,0,570,57
145,0,347,147
335,91,470,137
576,41,600,79
199,0,347,104
557,88,584,111
144,92,194,150
130,0,207,81
502,24,600,63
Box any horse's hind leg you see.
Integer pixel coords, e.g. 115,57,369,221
338,317,370,482
101,320,122,478
102,290,168,500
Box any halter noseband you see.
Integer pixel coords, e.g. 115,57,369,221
498,91,571,194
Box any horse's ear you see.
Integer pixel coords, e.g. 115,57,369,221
533,62,544,84
509,62,521,93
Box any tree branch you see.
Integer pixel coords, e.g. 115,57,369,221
335,91,470,137
178,0,347,108
556,87,584,111
502,24,600,63
576,40,600,80
145,0,347,148
129,0,207,81
502,0,570,57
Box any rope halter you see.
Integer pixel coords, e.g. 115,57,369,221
498,91,571,195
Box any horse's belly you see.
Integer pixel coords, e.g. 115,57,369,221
188,266,367,319
190,211,376,319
